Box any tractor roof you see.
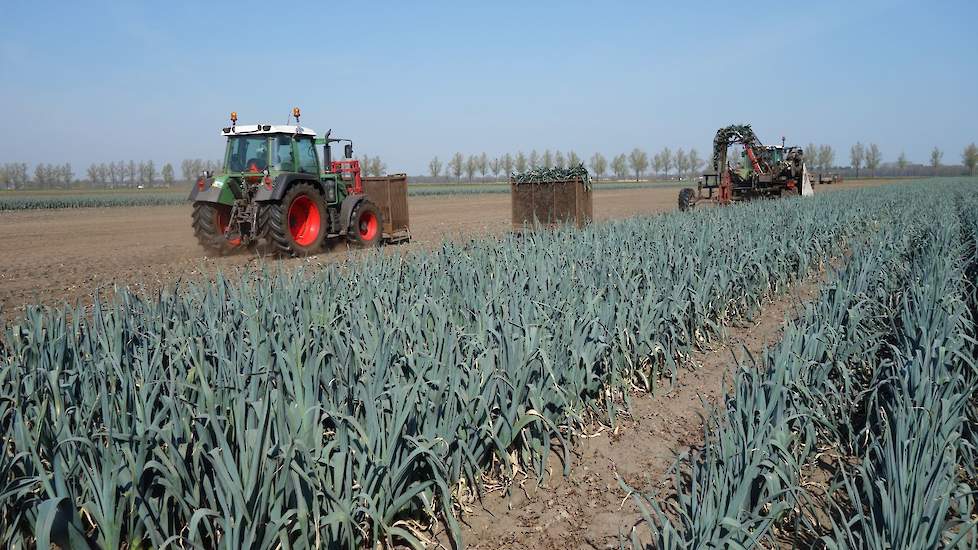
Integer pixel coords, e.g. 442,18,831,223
221,124,317,137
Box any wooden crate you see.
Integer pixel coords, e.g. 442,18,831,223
363,174,411,243
511,178,592,230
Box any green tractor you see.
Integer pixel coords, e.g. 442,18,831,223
188,108,396,256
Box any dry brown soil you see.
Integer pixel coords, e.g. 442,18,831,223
0,180,884,319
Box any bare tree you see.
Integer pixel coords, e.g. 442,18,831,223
477,152,488,181
804,143,818,169
464,155,478,182
34,164,48,189
964,143,978,176
514,151,527,173
567,151,581,167
850,142,865,177
369,156,386,177
502,153,514,176
628,148,648,181
429,156,443,179
865,143,881,176
686,149,703,174
489,157,501,181
817,145,834,172
127,160,137,187
674,148,688,180
62,163,73,187
589,152,607,180
651,152,663,177
660,147,673,177
541,149,553,169
87,164,100,186
449,152,463,181
611,154,628,180
181,159,195,183
554,150,565,170
161,163,175,186
529,150,540,169
896,152,908,175
2,163,29,189
930,147,943,174
143,160,156,186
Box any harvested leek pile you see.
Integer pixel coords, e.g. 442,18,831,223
510,163,592,189
0,179,971,548
624,182,978,548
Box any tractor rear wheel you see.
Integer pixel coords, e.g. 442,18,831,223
347,200,384,248
267,183,327,256
192,202,241,256
678,188,696,212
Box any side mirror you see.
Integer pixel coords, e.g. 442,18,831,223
344,144,353,159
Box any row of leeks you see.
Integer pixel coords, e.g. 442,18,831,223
624,182,978,548
0,181,961,548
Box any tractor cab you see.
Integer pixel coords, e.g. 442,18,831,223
221,125,320,177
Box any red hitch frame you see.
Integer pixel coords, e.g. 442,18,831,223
329,159,363,194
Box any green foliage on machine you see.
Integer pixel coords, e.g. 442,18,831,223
510,163,592,189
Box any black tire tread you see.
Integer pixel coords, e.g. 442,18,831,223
192,202,237,256
347,201,384,248
678,188,696,212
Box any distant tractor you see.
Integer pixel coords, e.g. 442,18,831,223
188,108,409,256
679,124,813,211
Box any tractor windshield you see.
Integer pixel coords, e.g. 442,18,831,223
226,136,269,172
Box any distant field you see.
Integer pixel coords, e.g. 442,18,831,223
0,180,683,211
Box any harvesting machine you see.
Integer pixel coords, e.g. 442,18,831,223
188,108,409,256
678,124,812,211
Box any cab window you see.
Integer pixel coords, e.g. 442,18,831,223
296,138,319,174
272,136,295,172
227,136,268,172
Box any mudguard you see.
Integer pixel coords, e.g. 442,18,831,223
187,177,235,205
338,194,367,235
253,174,324,202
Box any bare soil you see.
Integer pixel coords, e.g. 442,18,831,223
0,180,884,319
447,271,828,550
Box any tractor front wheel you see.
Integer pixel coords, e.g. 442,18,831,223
678,188,696,212
347,201,384,248
267,183,327,256
192,202,241,256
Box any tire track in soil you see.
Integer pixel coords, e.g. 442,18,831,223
441,269,829,550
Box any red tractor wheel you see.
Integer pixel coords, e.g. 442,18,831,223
191,202,241,256
348,201,383,248
267,183,327,256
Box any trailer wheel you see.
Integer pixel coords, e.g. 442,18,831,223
348,200,384,248
267,183,327,256
678,188,696,212
192,202,241,256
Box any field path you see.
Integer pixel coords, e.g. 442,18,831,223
448,268,830,549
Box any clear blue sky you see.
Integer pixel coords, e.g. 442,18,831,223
1,0,975,175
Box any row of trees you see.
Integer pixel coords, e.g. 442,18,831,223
848,143,978,177
3,143,977,189
802,144,837,172
426,147,706,182
0,160,225,189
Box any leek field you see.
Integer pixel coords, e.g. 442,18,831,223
0,180,975,548
0,181,667,211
